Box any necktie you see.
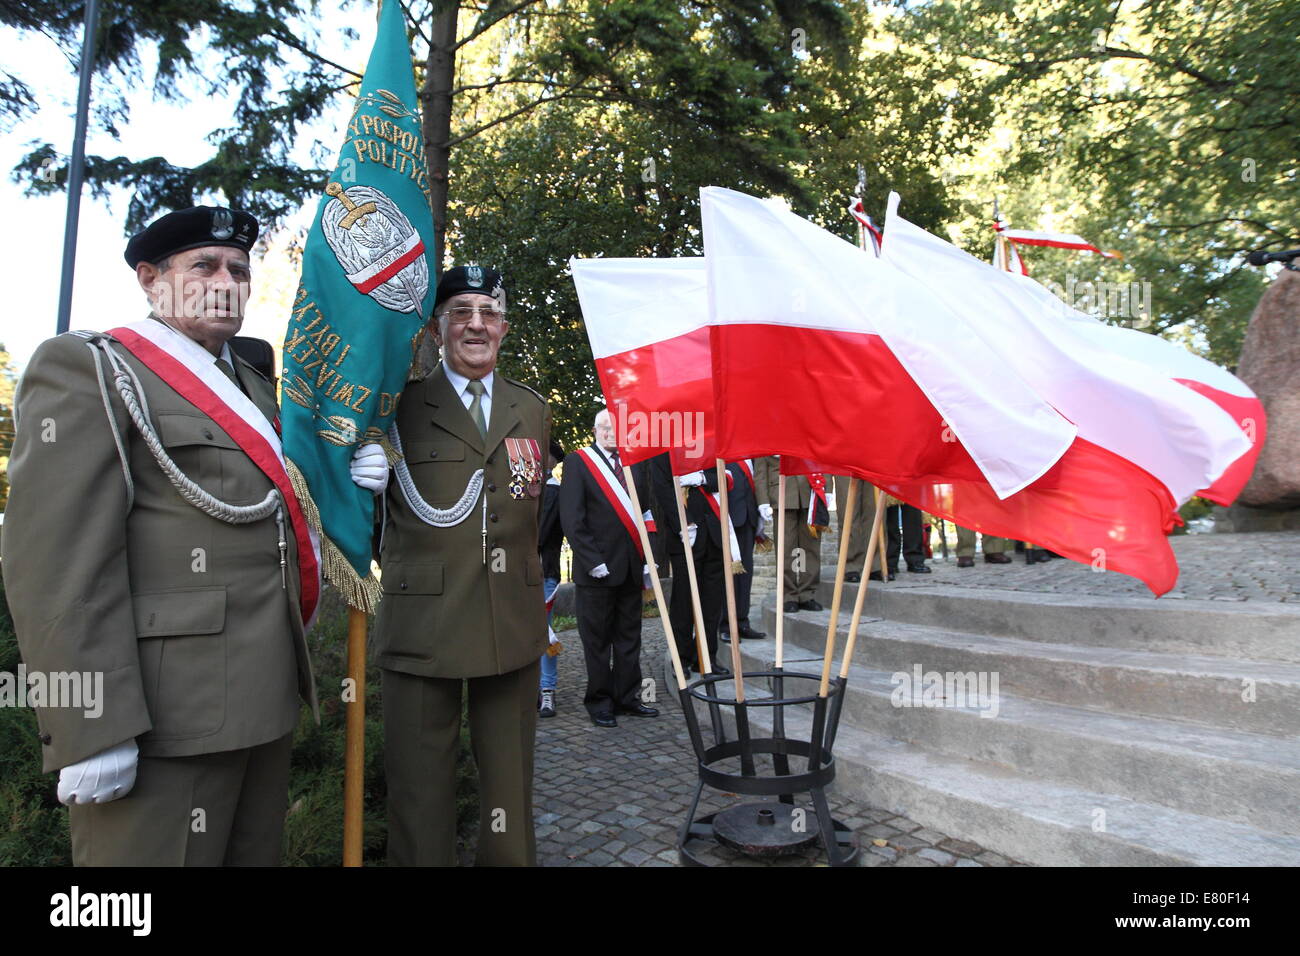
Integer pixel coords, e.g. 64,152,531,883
466,379,488,438
609,449,628,491
215,357,246,396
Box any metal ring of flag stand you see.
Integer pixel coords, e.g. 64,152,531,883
676,668,858,867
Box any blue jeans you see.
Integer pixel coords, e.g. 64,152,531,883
540,577,559,690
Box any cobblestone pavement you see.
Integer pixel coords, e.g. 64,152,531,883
750,529,1300,604
533,614,1023,867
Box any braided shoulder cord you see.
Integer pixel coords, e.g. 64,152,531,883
387,421,484,527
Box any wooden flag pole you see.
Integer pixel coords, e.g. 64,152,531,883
774,473,787,670
818,477,858,698
626,465,687,690
343,605,367,867
716,460,744,697
671,474,712,675
840,489,885,678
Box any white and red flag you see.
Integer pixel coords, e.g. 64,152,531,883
702,186,1263,595
569,256,715,473
848,197,883,255
993,217,1121,276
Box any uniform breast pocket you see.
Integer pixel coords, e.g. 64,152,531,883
133,586,227,739
156,412,259,502
405,439,473,504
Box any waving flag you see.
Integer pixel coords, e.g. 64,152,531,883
703,186,1260,595
993,214,1121,276
280,0,434,611
570,256,715,472
848,197,883,255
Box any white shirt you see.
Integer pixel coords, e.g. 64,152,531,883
443,363,494,429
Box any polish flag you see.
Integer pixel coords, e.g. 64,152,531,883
704,187,1262,595
570,256,715,472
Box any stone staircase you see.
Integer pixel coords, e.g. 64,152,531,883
715,580,1300,865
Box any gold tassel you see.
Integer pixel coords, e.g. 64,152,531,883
546,640,563,657
731,561,746,575
287,458,383,613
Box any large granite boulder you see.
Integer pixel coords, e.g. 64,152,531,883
1236,269,1300,510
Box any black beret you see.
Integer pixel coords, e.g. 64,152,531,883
434,265,506,310
124,206,259,269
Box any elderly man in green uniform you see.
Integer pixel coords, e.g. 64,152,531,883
375,265,550,867
0,206,352,865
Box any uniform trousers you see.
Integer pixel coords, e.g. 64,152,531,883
383,662,539,867
780,511,822,602
955,527,1009,557
70,732,293,866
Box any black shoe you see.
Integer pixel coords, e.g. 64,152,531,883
957,556,975,568
783,601,799,613
616,703,660,717
538,688,556,718
709,662,731,676
868,570,896,582
906,563,931,574
984,553,1012,564
591,712,617,728
798,598,824,611
740,625,766,640
844,571,861,583
1039,549,1057,562
1026,548,1041,564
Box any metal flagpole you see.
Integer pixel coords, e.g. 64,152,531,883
56,0,101,335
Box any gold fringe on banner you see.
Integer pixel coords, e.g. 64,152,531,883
287,458,383,613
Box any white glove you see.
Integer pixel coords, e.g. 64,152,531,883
687,524,698,547
548,625,559,646
590,563,610,578
57,739,139,806
350,443,389,494
678,471,706,487
759,503,774,522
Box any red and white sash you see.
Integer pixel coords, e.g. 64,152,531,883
574,445,644,560
107,320,322,623
702,490,744,564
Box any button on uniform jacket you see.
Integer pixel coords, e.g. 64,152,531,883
374,363,551,677
2,331,315,773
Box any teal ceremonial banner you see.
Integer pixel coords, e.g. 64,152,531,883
281,0,434,611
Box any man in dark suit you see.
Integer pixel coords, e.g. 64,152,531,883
720,459,766,644
648,452,730,676
559,409,659,727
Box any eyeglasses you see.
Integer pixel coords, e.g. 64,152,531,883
442,306,506,326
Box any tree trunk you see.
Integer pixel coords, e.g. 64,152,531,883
421,0,458,271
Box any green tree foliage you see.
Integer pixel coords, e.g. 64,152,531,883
899,0,1299,365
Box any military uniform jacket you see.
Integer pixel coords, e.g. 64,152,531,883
2,329,316,773
375,363,551,678
752,456,819,512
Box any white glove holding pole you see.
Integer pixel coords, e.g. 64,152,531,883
57,739,139,806
590,563,610,578
759,503,774,523
687,524,698,547
350,443,389,494
678,471,706,487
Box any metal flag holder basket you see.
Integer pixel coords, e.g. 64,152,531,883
676,666,858,867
